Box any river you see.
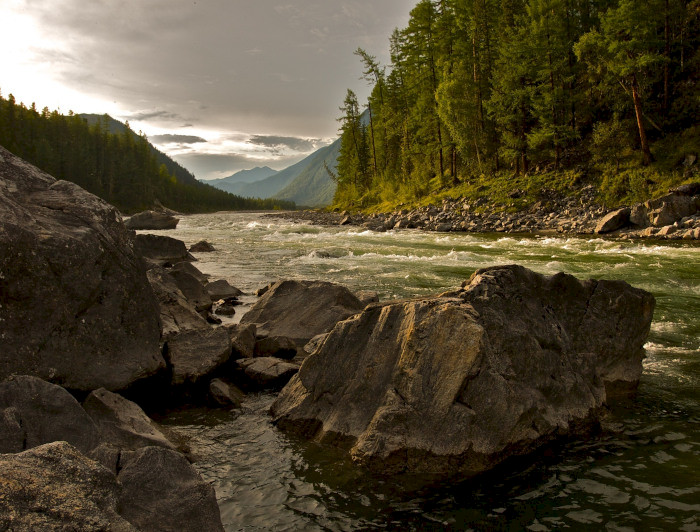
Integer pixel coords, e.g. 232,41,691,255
156,211,699,531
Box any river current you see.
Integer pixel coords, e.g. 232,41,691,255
157,211,699,531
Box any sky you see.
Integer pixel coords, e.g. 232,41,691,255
0,0,416,180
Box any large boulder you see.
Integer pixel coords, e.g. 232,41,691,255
168,269,212,312
207,278,243,300
0,442,137,531
83,388,176,451
240,280,365,345
0,146,164,392
117,446,224,532
237,357,299,390
630,188,700,228
125,210,179,230
272,265,654,476
0,375,99,454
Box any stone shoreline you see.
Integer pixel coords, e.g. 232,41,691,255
269,183,700,241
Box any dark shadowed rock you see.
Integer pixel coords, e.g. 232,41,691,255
125,210,179,230
134,233,194,265
0,146,164,392
254,336,298,359
207,278,244,299
240,280,365,345
171,261,209,284
168,269,212,312
83,388,176,451
117,446,224,532
0,407,23,453
209,378,244,408
167,327,232,386
595,207,631,234
189,240,215,252
272,265,654,476
147,266,209,338
237,357,299,390
0,442,137,532
227,323,257,358
0,375,99,454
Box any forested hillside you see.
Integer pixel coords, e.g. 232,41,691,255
0,94,295,213
335,0,700,210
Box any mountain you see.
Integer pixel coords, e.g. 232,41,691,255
273,137,340,207
204,166,278,195
80,114,199,187
207,139,340,207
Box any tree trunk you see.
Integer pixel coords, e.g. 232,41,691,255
367,102,378,179
631,75,653,166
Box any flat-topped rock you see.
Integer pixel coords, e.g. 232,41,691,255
125,210,179,230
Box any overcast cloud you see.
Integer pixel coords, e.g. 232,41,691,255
0,0,415,179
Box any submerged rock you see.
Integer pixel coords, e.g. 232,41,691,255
240,279,365,345
0,146,164,392
189,240,216,252
271,265,654,476
125,210,179,230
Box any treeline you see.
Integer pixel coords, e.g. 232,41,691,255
335,0,699,207
0,93,295,213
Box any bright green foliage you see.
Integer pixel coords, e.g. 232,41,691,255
0,94,295,213
333,0,699,209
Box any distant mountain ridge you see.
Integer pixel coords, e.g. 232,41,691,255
204,166,279,195
205,139,339,207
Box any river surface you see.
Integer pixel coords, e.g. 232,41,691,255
157,211,699,531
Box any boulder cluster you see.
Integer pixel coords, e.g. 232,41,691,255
0,144,660,526
271,182,700,240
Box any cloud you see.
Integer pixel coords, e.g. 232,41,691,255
248,135,321,152
149,134,207,144
127,110,184,122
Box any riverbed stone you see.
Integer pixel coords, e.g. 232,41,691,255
167,327,232,386
207,278,244,300
209,378,244,408
0,146,164,392
189,240,216,252
117,446,224,532
147,266,209,337
134,233,194,265
272,265,654,476
240,279,365,345
171,261,209,284
0,442,137,532
83,388,176,451
125,210,179,230
0,375,100,454
228,323,257,358
0,407,24,454
168,269,212,312
254,335,298,359
237,357,299,390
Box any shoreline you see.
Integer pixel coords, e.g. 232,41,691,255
269,185,700,241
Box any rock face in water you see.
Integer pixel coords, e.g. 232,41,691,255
272,265,655,476
240,280,366,345
0,146,164,392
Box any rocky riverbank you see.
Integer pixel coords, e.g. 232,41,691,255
269,183,700,240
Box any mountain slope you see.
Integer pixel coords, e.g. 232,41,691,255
273,137,340,207
205,166,279,195
80,114,200,187
231,155,319,199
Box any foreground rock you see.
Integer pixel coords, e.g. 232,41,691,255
83,388,176,451
237,357,299,390
125,210,179,230
240,280,366,346
167,327,232,386
0,442,136,531
0,375,99,454
117,446,224,532
272,265,654,476
0,145,164,392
